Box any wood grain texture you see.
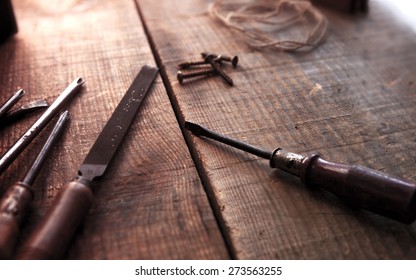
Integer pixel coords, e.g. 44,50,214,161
0,0,228,259
137,0,416,259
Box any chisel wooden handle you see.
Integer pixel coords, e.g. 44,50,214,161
0,183,33,259
271,150,416,223
17,178,93,259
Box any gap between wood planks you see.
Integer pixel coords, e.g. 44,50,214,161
133,0,235,259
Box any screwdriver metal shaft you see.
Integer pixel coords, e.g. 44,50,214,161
185,121,271,159
0,111,69,259
185,121,416,224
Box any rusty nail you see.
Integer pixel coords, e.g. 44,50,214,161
204,54,234,86
201,52,239,68
177,69,216,84
178,61,208,69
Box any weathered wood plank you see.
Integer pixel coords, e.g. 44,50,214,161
137,0,416,259
0,0,228,259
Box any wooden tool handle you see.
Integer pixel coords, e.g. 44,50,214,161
17,179,93,259
0,183,33,259
300,155,416,223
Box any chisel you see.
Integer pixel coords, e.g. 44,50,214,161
185,121,416,224
0,111,69,259
0,99,49,128
17,65,159,259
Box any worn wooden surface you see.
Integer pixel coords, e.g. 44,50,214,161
0,0,227,259
138,0,416,259
0,0,415,259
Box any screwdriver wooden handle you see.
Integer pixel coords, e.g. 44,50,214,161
17,178,93,259
300,155,416,223
270,149,416,223
0,183,33,259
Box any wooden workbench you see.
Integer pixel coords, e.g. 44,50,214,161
0,0,415,259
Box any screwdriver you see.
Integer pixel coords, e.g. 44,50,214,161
184,121,416,224
0,111,69,259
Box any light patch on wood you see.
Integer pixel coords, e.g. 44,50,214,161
309,83,322,96
386,77,402,88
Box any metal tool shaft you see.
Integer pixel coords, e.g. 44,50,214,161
0,89,24,120
184,121,272,159
0,78,84,175
23,111,69,185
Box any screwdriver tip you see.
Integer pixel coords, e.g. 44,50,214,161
184,121,273,159
59,110,71,121
16,89,25,97
184,121,205,136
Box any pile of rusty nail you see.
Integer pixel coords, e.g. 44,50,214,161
177,52,238,86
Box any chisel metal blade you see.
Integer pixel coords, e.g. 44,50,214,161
79,65,158,181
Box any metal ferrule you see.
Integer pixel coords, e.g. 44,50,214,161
269,148,305,177
70,175,94,193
